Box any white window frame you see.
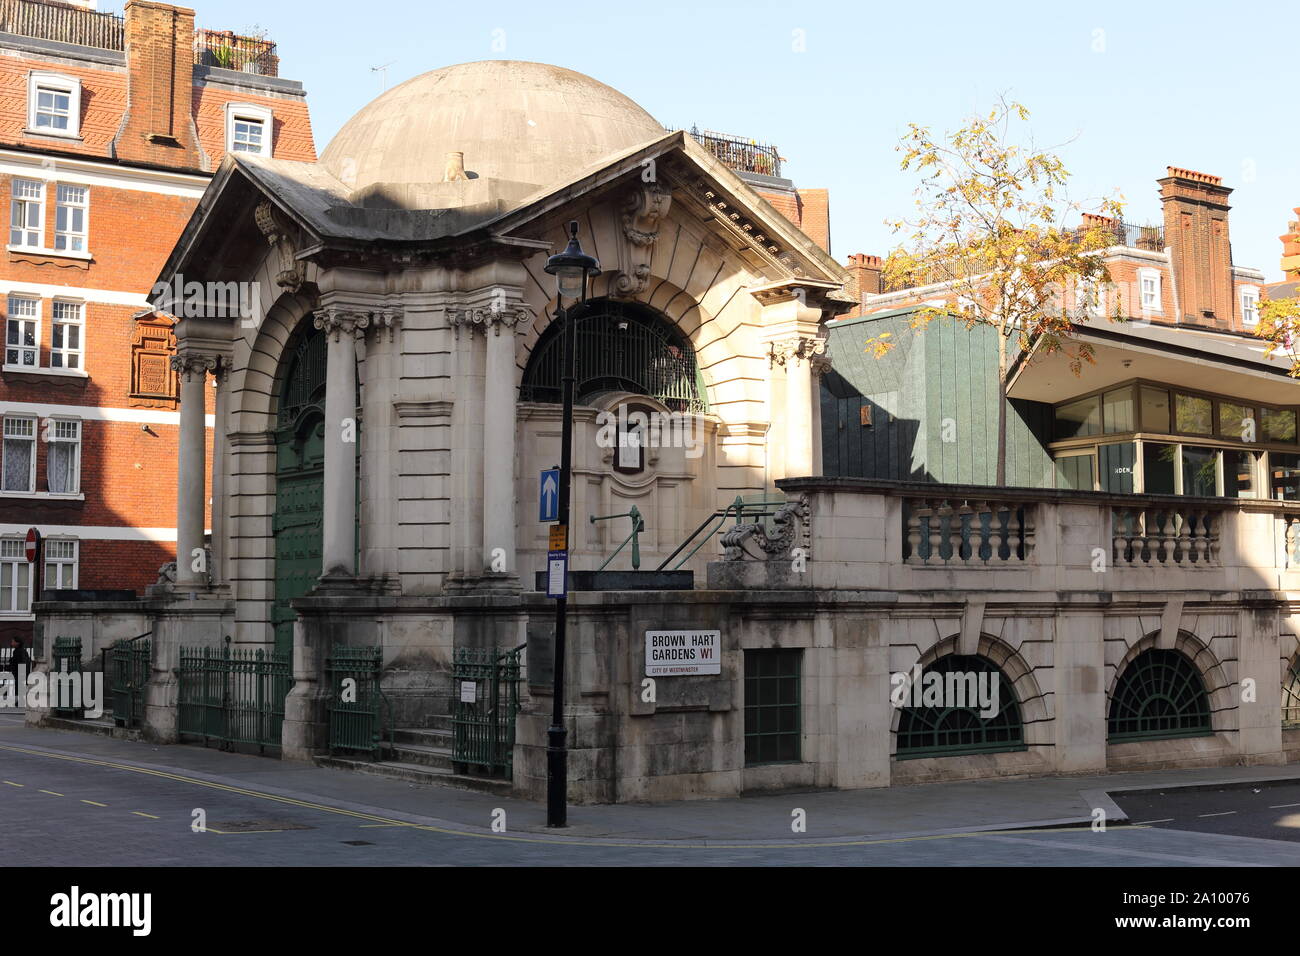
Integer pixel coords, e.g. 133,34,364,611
1137,267,1162,315
5,295,40,369
45,417,81,495
54,183,89,254
1240,285,1260,328
10,178,44,250
225,103,272,156
50,299,84,371
0,538,34,616
2,415,37,494
27,71,81,138
43,538,78,591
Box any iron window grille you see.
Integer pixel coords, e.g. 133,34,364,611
1107,648,1212,741
744,648,801,765
520,299,708,415
1283,657,1300,729
895,654,1025,759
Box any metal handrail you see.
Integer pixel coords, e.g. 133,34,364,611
591,507,644,571
656,495,786,571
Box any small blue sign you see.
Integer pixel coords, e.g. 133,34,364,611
539,468,560,523
546,550,567,598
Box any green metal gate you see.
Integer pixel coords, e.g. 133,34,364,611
325,645,390,758
108,633,151,728
177,637,291,753
451,645,524,777
51,636,83,717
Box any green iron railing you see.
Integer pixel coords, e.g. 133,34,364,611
325,645,391,758
108,633,151,729
51,636,83,718
591,505,644,571
177,637,291,754
451,645,524,778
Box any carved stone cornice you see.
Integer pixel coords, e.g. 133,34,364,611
612,184,672,298
769,335,828,369
254,200,305,292
313,308,371,341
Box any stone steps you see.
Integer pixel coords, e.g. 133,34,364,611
314,755,513,796
390,727,453,750
381,740,454,771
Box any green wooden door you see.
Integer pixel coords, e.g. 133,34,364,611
273,327,328,659
273,413,325,657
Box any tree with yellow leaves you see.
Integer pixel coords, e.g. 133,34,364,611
870,97,1124,485
1256,295,1300,377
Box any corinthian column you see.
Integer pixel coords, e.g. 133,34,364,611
772,336,829,480
482,308,526,583
171,351,217,589
313,308,369,579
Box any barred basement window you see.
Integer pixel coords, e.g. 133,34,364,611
1283,657,1300,729
47,419,81,494
1107,649,1211,741
0,539,32,614
895,654,1025,759
744,648,801,765
43,539,77,591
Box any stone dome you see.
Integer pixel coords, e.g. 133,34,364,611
321,60,664,196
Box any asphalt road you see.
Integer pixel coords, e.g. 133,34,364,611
5,725,1300,866
1113,782,1300,844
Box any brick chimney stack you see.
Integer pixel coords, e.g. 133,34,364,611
844,254,884,310
1281,208,1300,281
114,1,202,170
1159,166,1234,326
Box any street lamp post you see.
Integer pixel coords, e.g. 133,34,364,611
543,221,599,828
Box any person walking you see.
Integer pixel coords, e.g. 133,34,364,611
7,636,29,682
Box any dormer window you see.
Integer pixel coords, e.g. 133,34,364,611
1137,268,1162,315
225,103,273,156
1240,286,1260,327
27,72,81,138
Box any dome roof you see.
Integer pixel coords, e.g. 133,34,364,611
321,60,664,197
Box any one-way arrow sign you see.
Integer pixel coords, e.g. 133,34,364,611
539,468,560,523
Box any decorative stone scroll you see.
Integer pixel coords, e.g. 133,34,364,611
169,351,218,383
611,184,671,298
255,200,305,292
451,306,532,337
722,494,810,562
769,335,829,371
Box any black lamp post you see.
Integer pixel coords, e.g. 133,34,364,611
543,220,599,828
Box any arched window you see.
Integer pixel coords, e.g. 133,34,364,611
520,299,707,413
1108,649,1211,741
895,654,1025,758
1283,656,1300,729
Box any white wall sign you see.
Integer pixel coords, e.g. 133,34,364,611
460,681,477,703
645,629,721,676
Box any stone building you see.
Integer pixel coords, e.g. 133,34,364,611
32,58,1300,806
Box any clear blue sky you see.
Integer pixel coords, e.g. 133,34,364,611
168,0,1295,279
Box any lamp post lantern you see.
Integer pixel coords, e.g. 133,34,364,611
543,220,599,828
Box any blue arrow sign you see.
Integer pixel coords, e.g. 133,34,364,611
539,468,560,523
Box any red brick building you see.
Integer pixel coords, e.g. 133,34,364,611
0,0,314,645
841,166,1266,332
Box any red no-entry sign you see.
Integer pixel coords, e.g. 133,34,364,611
24,527,38,563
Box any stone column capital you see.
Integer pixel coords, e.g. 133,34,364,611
313,308,371,341
769,334,827,369
170,350,218,382
453,305,533,337
369,308,403,343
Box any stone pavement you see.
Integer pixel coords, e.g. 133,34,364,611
4,712,1300,844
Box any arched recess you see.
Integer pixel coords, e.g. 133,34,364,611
519,297,708,413
1106,631,1228,741
228,286,320,434
517,273,731,410
890,634,1049,758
